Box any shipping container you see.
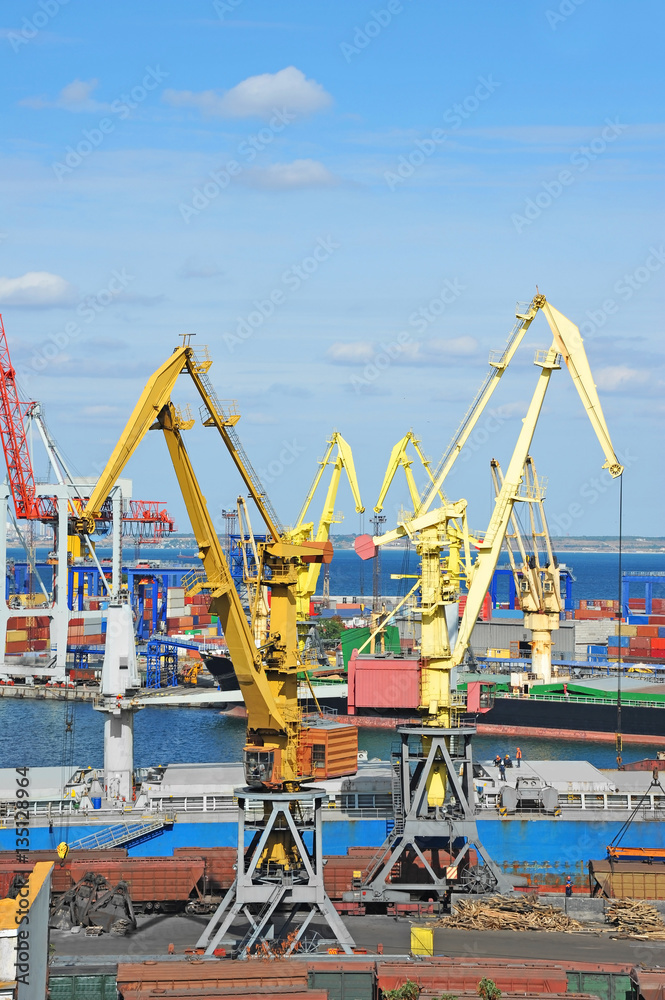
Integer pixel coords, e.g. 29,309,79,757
48,974,117,999
348,652,420,713
299,720,358,779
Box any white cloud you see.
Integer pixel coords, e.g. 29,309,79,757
595,365,650,391
20,78,109,113
0,271,76,307
327,342,375,364
327,336,478,367
244,159,339,190
163,66,332,119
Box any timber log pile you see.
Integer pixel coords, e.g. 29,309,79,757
607,899,665,939
433,895,583,933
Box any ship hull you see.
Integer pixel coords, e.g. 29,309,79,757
482,695,665,739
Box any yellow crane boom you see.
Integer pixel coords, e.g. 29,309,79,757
415,293,547,517
373,430,445,514
78,345,336,790
358,297,623,728
289,432,364,619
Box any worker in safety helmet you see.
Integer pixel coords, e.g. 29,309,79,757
504,752,512,769
516,747,522,769
494,754,502,768
565,876,573,897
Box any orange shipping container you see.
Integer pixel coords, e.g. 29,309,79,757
6,641,29,653
299,721,358,780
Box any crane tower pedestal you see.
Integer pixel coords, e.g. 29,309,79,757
197,787,355,958
347,726,513,905
94,603,141,804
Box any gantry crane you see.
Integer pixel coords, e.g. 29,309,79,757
76,342,357,956
491,454,561,682
349,296,623,904
286,431,364,620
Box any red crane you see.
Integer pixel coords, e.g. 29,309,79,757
0,313,176,539
0,315,56,520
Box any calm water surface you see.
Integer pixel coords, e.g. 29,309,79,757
0,699,653,772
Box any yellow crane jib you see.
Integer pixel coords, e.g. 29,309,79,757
288,431,364,620
373,430,445,515
76,346,192,534
76,346,341,792
540,301,623,478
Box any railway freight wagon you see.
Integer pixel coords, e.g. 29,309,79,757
2,843,489,918
589,857,665,899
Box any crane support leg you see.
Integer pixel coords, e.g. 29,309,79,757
197,788,355,958
347,726,513,906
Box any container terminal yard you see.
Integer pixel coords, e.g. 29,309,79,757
1,289,664,999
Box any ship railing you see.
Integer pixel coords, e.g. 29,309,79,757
476,791,665,815
504,691,665,709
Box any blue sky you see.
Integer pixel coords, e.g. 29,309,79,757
1,0,663,539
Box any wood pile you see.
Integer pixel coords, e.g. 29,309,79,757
607,899,665,939
432,894,583,933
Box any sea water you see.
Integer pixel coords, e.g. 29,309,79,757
2,550,664,771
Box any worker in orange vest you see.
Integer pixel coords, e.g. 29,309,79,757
516,747,522,769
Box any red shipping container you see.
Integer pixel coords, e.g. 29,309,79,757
630,637,651,650
348,652,420,713
651,638,665,651
637,625,659,637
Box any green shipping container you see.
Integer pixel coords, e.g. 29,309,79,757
566,971,634,1000
48,974,117,1000
308,970,374,1000
339,624,401,670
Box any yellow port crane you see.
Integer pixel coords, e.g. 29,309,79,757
76,343,352,792
353,296,624,905
286,431,364,620
357,296,623,784
76,344,358,955
490,454,562,682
